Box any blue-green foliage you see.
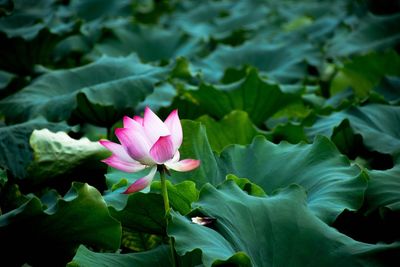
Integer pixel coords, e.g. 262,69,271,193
0,0,399,266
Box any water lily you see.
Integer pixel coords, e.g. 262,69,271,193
100,107,200,194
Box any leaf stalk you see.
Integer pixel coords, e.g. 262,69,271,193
159,165,177,267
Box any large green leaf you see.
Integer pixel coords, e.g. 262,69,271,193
68,244,172,267
0,55,168,125
187,69,301,125
27,129,109,184
330,51,400,97
0,182,121,266
169,181,400,267
0,118,69,179
194,40,319,83
69,244,202,267
0,0,73,40
217,135,366,223
137,83,177,113
169,120,222,187
88,24,202,62
197,110,267,153
151,180,199,215
0,0,44,39
107,191,165,235
355,159,400,243
0,0,76,74
226,174,266,197
70,0,131,22
267,121,308,144
171,120,365,223
373,76,400,104
327,13,400,57
306,104,400,155
288,16,340,43
167,0,269,39
364,159,400,214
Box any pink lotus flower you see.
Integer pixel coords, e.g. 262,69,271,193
100,107,200,194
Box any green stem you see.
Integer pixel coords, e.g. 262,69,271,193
159,166,177,267
160,167,170,213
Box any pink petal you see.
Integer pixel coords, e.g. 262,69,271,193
99,140,133,162
133,115,144,125
123,166,157,194
169,150,180,163
115,127,154,165
165,159,200,172
102,155,145,173
164,109,183,152
123,116,140,129
143,107,170,145
150,135,175,164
